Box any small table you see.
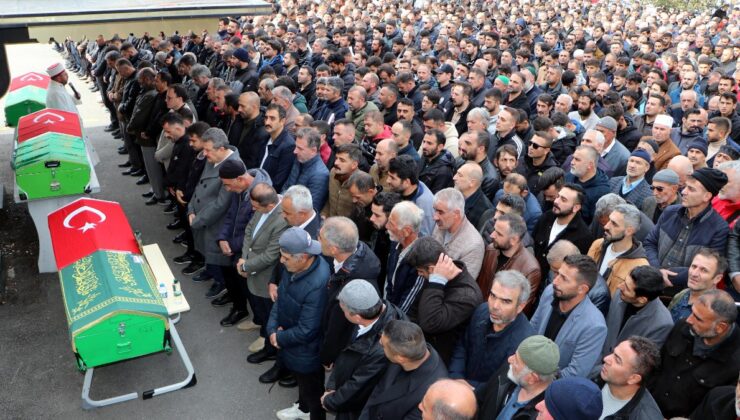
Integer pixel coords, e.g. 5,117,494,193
80,244,196,409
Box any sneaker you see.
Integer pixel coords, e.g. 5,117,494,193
205,283,226,299
276,403,310,420
182,261,204,276
173,252,194,265
211,294,233,307
237,319,260,332
192,271,212,282
248,336,265,353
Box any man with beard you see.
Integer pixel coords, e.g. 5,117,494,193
596,337,664,420
530,254,607,378
565,145,611,224
258,104,295,192
445,82,474,137
346,171,378,243
476,335,559,419
706,117,740,167
282,127,330,211
532,183,593,276
457,131,500,202
387,155,435,237
369,191,403,292
370,138,398,191
670,108,706,155
519,131,558,194
493,145,521,185
297,66,316,110
235,92,270,169
229,48,258,93
418,129,455,194
635,95,666,138
477,213,542,315
568,91,600,131
587,204,650,295
323,144,362,218
504,72,530,115
648,290,740,418
712,92,740,142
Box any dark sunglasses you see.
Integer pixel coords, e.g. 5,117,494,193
529,142,549,150
649,185,665,192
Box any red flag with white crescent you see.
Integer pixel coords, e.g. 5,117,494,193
9,72,50,91
48,198,141,269
17,109,82,143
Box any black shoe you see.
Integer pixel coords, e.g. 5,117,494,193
213,294,234,308
118,161,132,168
121,168,135,176
258,364,288,382
278,374,298,388
130,168,146,177
112,133,123,139
172,231,187,244
117,148,129,155
167,219,184,230
173,252,194,265
111,129,121,136
90,86,99,92
220,308,248,326
145,196,164,205
205,282,226,299
182,261,205,276
192,270,212,282
163,202,177,214
142,191,154,198
248,349,278,365
136,176,149,185
104,124,118,132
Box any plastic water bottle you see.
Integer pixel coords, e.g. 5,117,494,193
173,279,182,296
158,282,168,299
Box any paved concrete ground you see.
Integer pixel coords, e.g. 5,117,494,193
0,44,298,419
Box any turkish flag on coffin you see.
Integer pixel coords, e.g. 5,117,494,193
9,72,50,92
48,198,141,270
17,109,83,143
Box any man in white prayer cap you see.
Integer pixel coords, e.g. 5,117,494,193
46,62,81,113
651,114,681,170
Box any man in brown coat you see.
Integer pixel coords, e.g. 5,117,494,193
651,114,681,171
477,213,541,316
323,144,362,218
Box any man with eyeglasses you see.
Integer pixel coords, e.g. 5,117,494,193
519,131,558,194
640,169,681,224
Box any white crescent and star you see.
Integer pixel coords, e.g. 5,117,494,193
62,206,107,233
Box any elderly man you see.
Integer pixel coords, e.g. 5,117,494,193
321,280,405,419
530,254,607,378
564,145,610,224
241,183,290,365
404,236,483,365
648,290,740,418
644,167,729,289
282,127,329,211
385,201,427,313
597,337,663,419
430,189,485,278
188,128,242,298
651,114,681,171
477,336,560,419
419,379,477,420
640,169,682,223
318,217,382,368
587,204,650,295
608,150,653,209
478,212,541,312
453,162,493,231
45,61,81,113
712,160,740,228
596,116,631,177
449,270,534,389
268,227,330,420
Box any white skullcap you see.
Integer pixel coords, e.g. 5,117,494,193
46,62,65,78
654,114,674,128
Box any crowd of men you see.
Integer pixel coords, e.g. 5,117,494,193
51,0,740,419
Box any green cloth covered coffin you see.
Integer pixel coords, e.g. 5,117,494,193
14,133,91,200
59,250,170,371
4,86,47,127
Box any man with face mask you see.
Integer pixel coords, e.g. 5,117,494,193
476,335,560,419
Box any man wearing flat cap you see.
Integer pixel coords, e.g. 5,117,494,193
476,335,560,419
644,167,730,289
267,227,330,420
321,280,406,419
607,149,654,209
640,169,682,223
596,116,631,177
